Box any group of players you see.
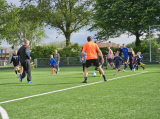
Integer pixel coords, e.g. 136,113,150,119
103,44,145,76
80,37,146,83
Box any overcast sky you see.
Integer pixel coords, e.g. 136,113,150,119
1,0,137,47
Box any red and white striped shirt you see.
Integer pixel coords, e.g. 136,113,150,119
107,49,113,59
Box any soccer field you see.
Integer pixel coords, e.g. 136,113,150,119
0,65,160,119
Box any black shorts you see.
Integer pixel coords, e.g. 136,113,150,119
115,64,120,69
13,63,19,67
107,58,113,64
85,59,99,68
51,65,55,68
124,58,129,62
137,60,141,65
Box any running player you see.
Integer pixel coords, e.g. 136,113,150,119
128,48,135,72
136,52,145,70
10,50,20,76
113,52,124,76
122,44,129,72
50,55,58,74
81,36,107,83
105,47,115,70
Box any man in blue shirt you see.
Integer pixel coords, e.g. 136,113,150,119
122,44,129,72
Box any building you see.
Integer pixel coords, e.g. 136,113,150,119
96,41,117,48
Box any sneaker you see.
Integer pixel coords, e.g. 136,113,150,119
114,74,116,76
133,69,135,72
28,81,34,83
15,74,17,76
19,77,22,82
104,68,107,70
130,70,132,72
123,69,125,72
118,70,121,72
104,79,107,81
51,73,53,74
82,80,87,83
143,67,145,70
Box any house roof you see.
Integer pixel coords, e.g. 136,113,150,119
96,42,117,47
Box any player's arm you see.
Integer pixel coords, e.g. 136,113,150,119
120,56,124,64
79,52,82,62
97,49,104,64
58,54,60,63
25,47,30,59
10,56,13,64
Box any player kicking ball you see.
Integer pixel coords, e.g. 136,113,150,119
81,36,107,83
50,55,58,74
10,50,20,76
113,53,124,76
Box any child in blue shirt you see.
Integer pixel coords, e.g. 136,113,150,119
113,52,124,76
50,55,58,74
122,44,129,72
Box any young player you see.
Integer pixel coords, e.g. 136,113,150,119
10,50,20,76
136,52,145,70
122,44,129,72
105,47,115,70
50,55,58,74
113,52,124,76
133,55,137,70
139,52,145,68
159,58,160,64
79,47,87,74
128,48,135,72
81,36,107,83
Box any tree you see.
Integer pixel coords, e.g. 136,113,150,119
91,0,160,46
3,5,48,49
21,0,94,46
0,0,19,41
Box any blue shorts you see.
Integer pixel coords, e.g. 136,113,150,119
115,64,120,69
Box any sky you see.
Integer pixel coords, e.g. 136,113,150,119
1,0,137,48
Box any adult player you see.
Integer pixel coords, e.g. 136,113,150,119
122,44,129,72
81,36,107,83
10,50,20,76
54,50,60,72
105,47,115,70
18,40,33,83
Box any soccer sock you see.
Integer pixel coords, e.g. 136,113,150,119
54,69,57,72
18,70,20,73
137,66,138,70
52,68,54,73
15,70,17,74
103,75,106,80
124,64,127,70
85,77,87,81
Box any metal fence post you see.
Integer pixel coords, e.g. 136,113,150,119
149,26,151,62
67,57,69,65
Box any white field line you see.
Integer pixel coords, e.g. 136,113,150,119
0,71,148,105
0,106,9,119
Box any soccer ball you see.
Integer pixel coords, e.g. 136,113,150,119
92,72,96,77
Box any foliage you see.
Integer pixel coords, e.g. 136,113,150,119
31,43,82,59
91,0,160,46
30,45,58,60
21,0,94,46
3,5,48,49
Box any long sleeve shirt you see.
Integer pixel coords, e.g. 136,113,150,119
113,56,124,65
50,58,57,65
17,45,30,63
54,53,60,62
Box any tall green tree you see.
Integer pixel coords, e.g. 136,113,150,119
21,0,94,46
3,5,48,49
91,0,160,46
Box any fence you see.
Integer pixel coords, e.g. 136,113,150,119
0,55,159,68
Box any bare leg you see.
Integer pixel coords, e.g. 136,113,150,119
97,66,107,81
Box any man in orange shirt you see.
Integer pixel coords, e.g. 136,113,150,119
81,36,107,83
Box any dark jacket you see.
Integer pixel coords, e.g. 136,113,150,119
113,56,124,65
17,45,30,63
10,54,19,65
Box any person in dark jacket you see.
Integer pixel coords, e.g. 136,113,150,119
10,50,20,76
54,50,60,72
17,40,33,83
113,52,124,76
128,48,135,72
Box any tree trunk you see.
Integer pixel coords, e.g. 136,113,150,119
135,31,141,47
65,33,71,46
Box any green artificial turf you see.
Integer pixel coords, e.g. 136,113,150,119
0,65,160,119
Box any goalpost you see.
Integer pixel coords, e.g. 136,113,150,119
149,25,160,62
